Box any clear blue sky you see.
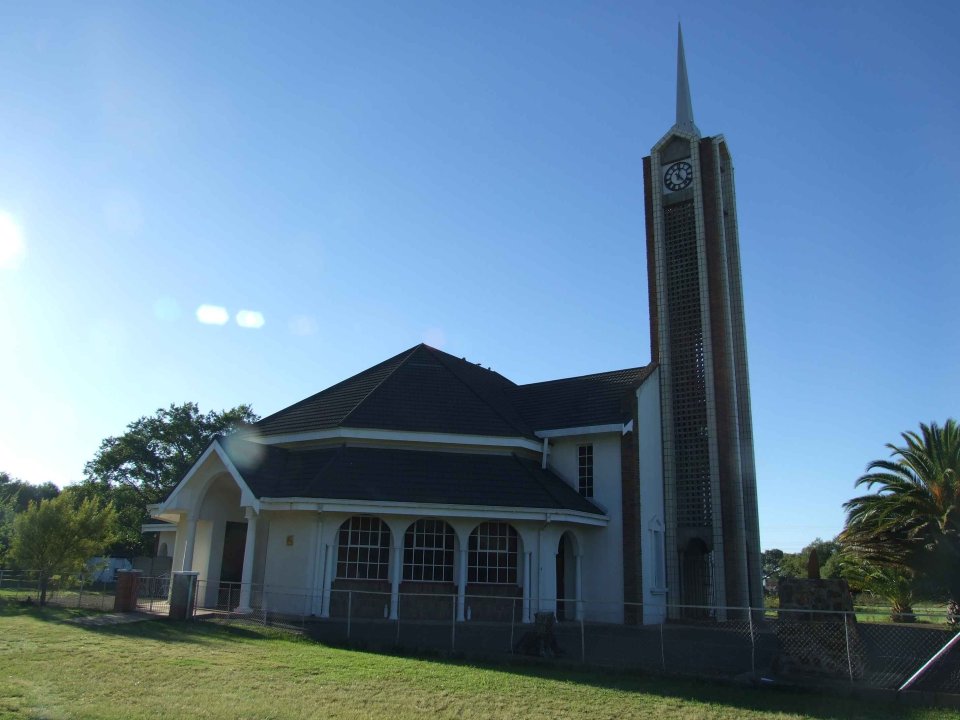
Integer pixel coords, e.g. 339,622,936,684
0,1,956,552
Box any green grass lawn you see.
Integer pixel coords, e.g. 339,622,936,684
0,604,955,720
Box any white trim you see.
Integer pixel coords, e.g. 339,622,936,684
253,427,543,453
157,440,261,514
535,424,624,439
257,497,608,526
141,523,175,533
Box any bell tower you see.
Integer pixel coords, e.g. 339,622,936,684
643,25,762,612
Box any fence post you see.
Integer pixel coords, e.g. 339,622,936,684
451,594,456,652
78,578,84,610
347,591,352,641
748,607,756,675
395,593,401,645
844,612,854,683
580,614,585,663
660,620,666,671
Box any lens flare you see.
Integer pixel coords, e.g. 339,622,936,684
196,304,229,325
288,315,318,336
0,211,26,269
236,310,265,329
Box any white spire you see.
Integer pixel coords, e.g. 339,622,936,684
675,23,699,135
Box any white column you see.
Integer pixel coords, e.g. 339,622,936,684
236,508,258,613
310,517,324,616
320,544,334,618
522,551,532,623
181,516,198,572
456,547,467,622
574,553,583,621
389,543,402,620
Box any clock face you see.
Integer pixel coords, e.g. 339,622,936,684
663,161,694,192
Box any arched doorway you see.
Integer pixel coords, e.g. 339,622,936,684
680,537,711,617
555,532,578,621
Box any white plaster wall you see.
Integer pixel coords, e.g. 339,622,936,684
251,513,269,587
548,433,623,622
638,368,667,624
263,512,321,615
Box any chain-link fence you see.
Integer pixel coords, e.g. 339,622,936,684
6,570,958,696
0,569,117,611
0,569,174,615
185,580,960,694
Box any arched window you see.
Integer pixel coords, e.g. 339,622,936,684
337,516,390,580
468,522,518,584
403,519,455,582
158,542,169,558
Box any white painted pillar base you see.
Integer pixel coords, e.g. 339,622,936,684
522,551,532,623
312,518,325,616
236,508,258,613
456,548,467,621
574,553,583,621
320,544,334,618
389,544,402,620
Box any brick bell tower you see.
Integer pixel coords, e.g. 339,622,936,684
643,25,762,613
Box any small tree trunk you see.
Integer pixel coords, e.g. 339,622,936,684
891,603,915,623
39,575,48,606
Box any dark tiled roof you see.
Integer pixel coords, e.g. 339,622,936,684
255,343,654,438
222,440,602,515
255,344,533,439
509,365,656,431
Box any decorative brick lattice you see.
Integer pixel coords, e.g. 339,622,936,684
663,199,711,529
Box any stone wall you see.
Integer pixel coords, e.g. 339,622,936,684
774,577,864,679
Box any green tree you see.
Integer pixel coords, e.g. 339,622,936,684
10,492,118,605
840,419,960,623
0,472,61,563
761,548,785,584
79,402,258,555
0,471,60,512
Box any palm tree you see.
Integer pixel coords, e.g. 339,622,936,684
840,555,915,622
840,419,960,624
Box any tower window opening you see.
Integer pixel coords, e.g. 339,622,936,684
578,444,594,498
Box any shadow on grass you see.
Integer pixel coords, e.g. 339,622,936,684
0,600,273,646
0,602,936,718
305,638,928,720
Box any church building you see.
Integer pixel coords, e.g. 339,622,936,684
148,27,763,624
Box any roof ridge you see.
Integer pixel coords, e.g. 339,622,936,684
515,363,653,390
255,346,420,429
340,345,423,427
425,346,533,439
